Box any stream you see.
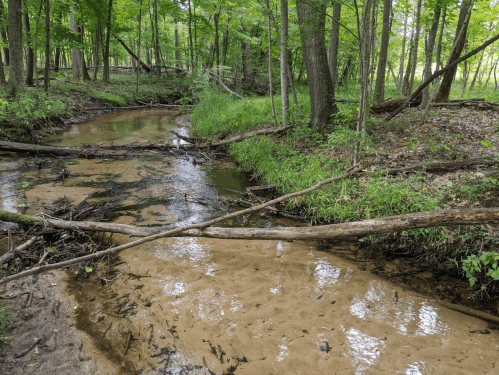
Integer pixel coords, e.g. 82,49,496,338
1,109,498,374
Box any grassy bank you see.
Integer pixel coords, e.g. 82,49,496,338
191,85,499,297
0,72,192,142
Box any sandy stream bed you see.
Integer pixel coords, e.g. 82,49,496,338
2,235,498,374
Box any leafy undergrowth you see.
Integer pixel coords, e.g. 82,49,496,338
0,72,192,142
191,87,499,298
0,302,12,354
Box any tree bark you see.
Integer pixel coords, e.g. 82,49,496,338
102,0,113,82
265,0,277,126
398,10,408,87
280,0,289,125
373,0,391,104
54,13,62,73
328,2,341,90
43,0,50,92
23,12,34,86
435,0,473,102
296,0,337,129
5,0,24,98
153,0,161,77
174,16,180,69
0,0,9,67
70,13,81,79
421,1,441,109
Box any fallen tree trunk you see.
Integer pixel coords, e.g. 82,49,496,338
0,126,292,157
113,34,151,73
4,207,499,240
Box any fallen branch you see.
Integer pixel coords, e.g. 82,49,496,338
0,166,362,285
0,126,292,158
0,236,39,265
206,69,244,99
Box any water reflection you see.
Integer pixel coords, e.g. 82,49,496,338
349,281,449,337
400,361,426,375
345,327,384,373
162,277,188,296
313,257,341,291
416,301,449,336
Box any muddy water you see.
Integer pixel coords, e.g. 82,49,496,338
1,109,498,374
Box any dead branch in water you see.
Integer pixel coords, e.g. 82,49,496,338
0,126,291,157
0,166,362,285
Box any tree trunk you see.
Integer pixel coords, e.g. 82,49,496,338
373,0,391,104
435,10,445,67
355,0,373,163
70,14,81,79
54,13,62,73
328,2,341,90
93,23,101,81
435,0,473,103
407,0,422,94
265,0,277,127
469,51,484,90
188,0,194,69
280,0,289,124
79,25,91,81
421,1,441,109
241,26,253,90
174,16,180,69
43,0,50,92
214,10,220,73
398,10,408,90
102,0,113,82
2,208,499,243
296,0,337,129
23,12,34,86
0,39,4,85
462,40,468,95
0,0,9,67
153,0,161,77
136,0,143,91
5,0,25,98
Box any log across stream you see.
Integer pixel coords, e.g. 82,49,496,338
1,109,499,374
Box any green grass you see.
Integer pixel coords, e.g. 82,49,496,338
0,302,12,354
190,88,311,139
228,135,442,224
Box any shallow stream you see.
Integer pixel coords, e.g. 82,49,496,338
1,110,498,374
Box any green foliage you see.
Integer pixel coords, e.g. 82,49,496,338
461,251,499,287
190,88,310,139
0,89,68,141
0,303,12,353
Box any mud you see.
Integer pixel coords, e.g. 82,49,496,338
1,109,499,374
